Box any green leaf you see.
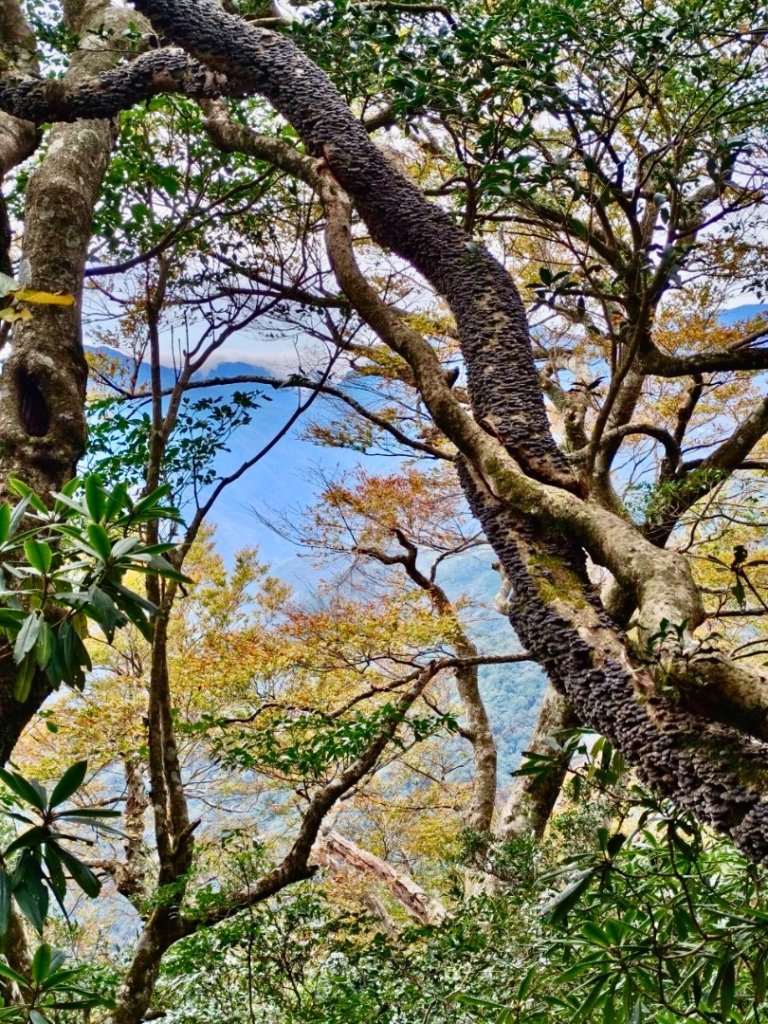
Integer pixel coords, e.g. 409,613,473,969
542,868,595,924
0,767,47,810
0,961,28,989
111,536,139,559
87,587,126,642
574,974,610,1022
49,761,88,809
13,651,37,703
0,504,11,545
0,608,27,632
8,493,31,537
13,852,49,933
41,966,86,991
719,959,736,1019
57,806,119,819
111,582,159,615
47,948,67,975
581,921,609,946
753,954,766,1004
14,612,41,665
43,846,67,907
32,942,52,983
84,476,106,522
86,524,112,562
54,621,91,691
4,825,52,858
517,965,536,1001
50,489,85,518
6,479,46,514
23,539,53,574
103,480,129,521
50,843,101,898
0,870,10,940
128,484,176,520
35,621,54,670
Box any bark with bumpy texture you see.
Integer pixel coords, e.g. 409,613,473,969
459,464,768,862
0,4,147,764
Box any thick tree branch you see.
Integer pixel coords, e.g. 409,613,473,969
312,829,448,925
641,341,768,376
0,48,232,123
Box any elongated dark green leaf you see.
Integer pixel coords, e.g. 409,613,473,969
45,633,65,690
84,475,106,522
0,504,11,545
41,966,85,991
50,844,101,898
575,974,610,1022
110,536,139,559
0,960,28,988
128,484,173,517
109,592,154,641
4,825,51,858
13,651,37,702
0,608,27,631
111,582,159,615
56,807,120,820
13,853,49,933
0,767,47,811
86,587,126,642
49,761,88,809
8,493,31,536
14,612,41,665
86,524,112,562
51,477,82,517
32,942,52,983
753,954,767,1004
719,959,736,1019
517,965,536,1001
24,539,52,574
103,480,129,521
35,621,53,670
43,846,67,907
543,868,596,924
48,948,67,975
0,870,10,940
7,479,46,513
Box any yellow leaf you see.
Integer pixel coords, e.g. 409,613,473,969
0,306,33,322
14,289,75,307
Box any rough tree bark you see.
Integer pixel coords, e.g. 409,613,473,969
0,1,150,764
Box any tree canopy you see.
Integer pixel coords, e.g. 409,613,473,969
2,0,768,1019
